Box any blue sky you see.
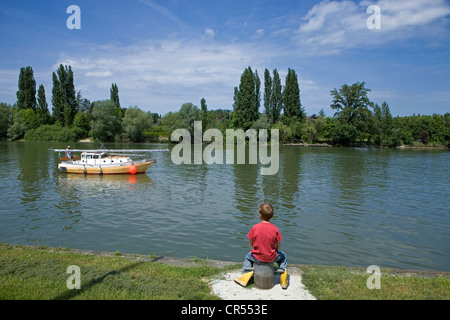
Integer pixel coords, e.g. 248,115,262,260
1,0,449,117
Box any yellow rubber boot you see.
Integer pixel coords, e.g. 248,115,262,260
280,270,288,289
234,271,254,287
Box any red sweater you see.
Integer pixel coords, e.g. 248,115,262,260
248,222,282,262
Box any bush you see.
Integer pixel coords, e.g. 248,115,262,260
331,123,358,146
24,124,83,142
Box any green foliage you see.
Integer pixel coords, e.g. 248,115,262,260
110,83,120,109
283,68,304,122
251,113,269,131
89,100,122,142
52,64,77,127
179,102,203,136
3,65,450,148
7,109,40,141
264,68,283,125
371,102,396,147
24,123,82,142
330,82,373,145
0,103,13,138
272,121,293,143
72,112,91,138
331,122,359,147
122,106,153,142
301,118,318,144
16,66,37,111
160,111,183,137
36,84,51,126
233,67,259,130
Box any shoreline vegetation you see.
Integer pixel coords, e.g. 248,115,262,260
1,243,449,300
1,65,449,150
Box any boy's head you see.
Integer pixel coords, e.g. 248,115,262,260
258,203,274,221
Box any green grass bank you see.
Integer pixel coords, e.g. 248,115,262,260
0,243,448,300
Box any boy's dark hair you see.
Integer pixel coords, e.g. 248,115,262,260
259,203,274,221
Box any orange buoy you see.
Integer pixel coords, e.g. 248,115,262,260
129,164,137,175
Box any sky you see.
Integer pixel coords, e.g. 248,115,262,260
1,0,449,117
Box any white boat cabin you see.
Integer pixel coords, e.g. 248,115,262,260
79,152,131,165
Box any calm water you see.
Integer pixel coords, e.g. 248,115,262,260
0,141,449,271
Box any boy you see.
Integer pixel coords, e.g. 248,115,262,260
235,203,288,289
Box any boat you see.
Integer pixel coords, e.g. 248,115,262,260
52,147,168,175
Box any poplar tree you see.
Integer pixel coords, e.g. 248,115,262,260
283,68,304,122
37,84,50,125
16,66,37,111
254,70,261,115
270,69,283,124
52,64,77,126
264,68,272,123
52,72,63,124
233,67,259,130
201,97,208,131
110,83,120,109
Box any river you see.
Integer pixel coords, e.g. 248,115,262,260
0,141,449,271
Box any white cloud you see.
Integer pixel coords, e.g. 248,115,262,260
204,28,216,40
296,0,450,55
55,39,271,113
85,71,113,78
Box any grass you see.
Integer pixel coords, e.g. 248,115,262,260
1,243,449,300
301,265,450,300
0,244,220,300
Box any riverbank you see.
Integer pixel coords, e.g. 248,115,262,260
283,141,448,149
1,243,448,300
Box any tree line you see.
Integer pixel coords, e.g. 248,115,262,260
0,65,449,148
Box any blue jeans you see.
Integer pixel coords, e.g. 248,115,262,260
242,251,287,273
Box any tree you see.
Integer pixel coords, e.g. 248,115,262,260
270,69,283,125
7,109,39,141
16,66,37,111
160,111,182,136
76,91,91,113
264,68,283,125
331,122,358,147
72,112,90,138
52,64,77,126
51,72,63,124
179,102,203,136
89,100,122,142
233,67,258,130
330,82,373,144
302,118,317,144
37,84,51,125
201,97,208,131
0,103,13,138
110,83,120,109
283,68,304,122
254,70,261,114
264,68,272,123
122,106,153,142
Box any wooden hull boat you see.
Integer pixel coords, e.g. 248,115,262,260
53,148,166,175
58,159,155,175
